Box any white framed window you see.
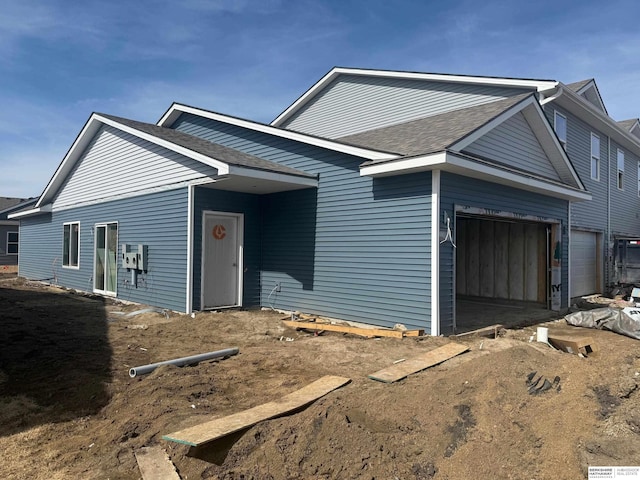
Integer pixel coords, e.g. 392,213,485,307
63,222,80,268
554,111,567,148
617,149,625,190
590,133,600,180
6,231,18,255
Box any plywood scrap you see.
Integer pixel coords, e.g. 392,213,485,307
135,446,181,480
368,342,469,383
548,334,598,356
452,324,504,339
163,375,350,447
283,319,423,338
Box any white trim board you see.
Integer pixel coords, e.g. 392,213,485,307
430,170,441,337
360,151,591,202
157,103,397,161
271,67,558,127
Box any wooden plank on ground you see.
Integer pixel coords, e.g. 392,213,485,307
548,334,598,356
163,375,350,447
135,446,181,480
368,342,469,383
453,324,503,339
283,320,408,338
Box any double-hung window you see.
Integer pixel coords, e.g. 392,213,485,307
554,111,567,148
617,149,625,190
7,232,18,255
590,133,600,180
63,222,80,268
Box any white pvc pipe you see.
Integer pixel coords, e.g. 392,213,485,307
129,347,239,378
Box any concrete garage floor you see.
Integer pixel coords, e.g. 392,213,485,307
454,296,561,334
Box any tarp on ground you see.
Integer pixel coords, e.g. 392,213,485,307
564,307,640,340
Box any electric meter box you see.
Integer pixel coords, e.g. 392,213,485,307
121,244,148,271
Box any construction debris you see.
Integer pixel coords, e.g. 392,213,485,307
565,307,640,340
526,372,561,395
548,334,598,356
129,347,239,378
283,318,424,338
162,375,350,447
368,342,469,383
135,446,181,480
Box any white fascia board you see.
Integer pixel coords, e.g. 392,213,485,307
8,204,53,219
575,80,608,115
448,95,583,189
94,114,230,175
522,102,585,189
553,88,640,157
361,151,591,201
36,117,103,208
271,66,558,126
449,95,536,150
228,166,318,188
158,104,397,161
359,152,447,177
445,153,592,201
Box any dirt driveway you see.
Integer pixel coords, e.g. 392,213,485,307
1,275,639,479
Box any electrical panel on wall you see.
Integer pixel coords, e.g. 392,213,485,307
121,244,148,271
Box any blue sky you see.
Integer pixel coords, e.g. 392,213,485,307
2,0,640,198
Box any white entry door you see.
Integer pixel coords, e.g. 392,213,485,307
202,212,242,308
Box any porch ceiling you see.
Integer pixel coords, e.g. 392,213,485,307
197,167,318,195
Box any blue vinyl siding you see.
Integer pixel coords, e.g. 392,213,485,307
174,113,433,330
464,112,561,181
192,187,262,310
609,141,640,238
279,74,531,138
19,188,189,312
544,105,608,231
440,172,569,333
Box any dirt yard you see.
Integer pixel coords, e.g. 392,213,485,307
1,274,640,480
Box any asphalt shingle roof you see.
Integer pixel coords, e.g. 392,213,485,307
617,119,639,131
339,93,532,160
565,79,593,92
98,114,316,179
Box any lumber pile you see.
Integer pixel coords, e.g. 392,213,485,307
283,315,423,338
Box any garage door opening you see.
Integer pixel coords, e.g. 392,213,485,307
454,214,558,333
570,230,602,298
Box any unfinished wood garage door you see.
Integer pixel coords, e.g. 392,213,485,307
456,217,547,302
570,230,598,297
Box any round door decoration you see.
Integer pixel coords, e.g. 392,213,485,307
212,224,226,240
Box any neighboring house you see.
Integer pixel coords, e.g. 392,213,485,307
12,67,640,335
0,197,36,267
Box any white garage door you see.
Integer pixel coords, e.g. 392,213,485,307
571,230,598,297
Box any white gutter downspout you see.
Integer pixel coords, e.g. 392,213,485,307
539,86,564,106
431,170,441,336
607,136,612,287
567,203,571,305
186,184,194,314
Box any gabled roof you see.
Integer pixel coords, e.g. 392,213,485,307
340,94,529,156
98,114,315,178
157,103,397,160
564,79,607,114
33,113,317,210
271,66,558,127
0,197,37,220
345,93,582,188
618,118,640,131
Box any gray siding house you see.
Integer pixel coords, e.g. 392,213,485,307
0,197,36,268
18,66,639,335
